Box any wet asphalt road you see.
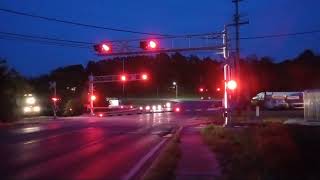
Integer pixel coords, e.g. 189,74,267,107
0,112,200,180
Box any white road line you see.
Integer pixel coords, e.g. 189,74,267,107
122,138,168,180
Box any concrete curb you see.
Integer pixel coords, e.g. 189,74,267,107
138,126,184,180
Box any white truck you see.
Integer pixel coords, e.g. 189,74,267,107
251,92,303,110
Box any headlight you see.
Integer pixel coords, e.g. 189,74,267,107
33,106,41,112
152,105,157,111
26,97,36,105
23,107,32,113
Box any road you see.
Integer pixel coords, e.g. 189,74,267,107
0,111,211,180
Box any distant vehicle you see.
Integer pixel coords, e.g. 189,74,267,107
20,94,42,115
251,92,303,110
106,97,120,108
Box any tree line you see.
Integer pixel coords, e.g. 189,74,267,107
1,49,319,121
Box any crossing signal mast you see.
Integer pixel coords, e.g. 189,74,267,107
92,26,235,125
93,33,225,56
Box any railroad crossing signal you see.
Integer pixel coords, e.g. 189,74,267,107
94,43,111,54
140,40,158,50
88,73,150,115
141,73,148,80
90,95,97,101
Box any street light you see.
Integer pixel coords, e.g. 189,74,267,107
173,81,178,99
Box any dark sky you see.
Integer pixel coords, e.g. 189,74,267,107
0,0,319,76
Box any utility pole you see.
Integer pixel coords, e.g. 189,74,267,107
231,0,249,82
122,58,125,97
49,81,57,119
89,75,94,115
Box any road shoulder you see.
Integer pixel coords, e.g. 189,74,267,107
175,125,221,180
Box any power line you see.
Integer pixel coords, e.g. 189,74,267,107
0,31,222,51
0,8,172,36
0,31,94,45
0,36,91,49
1,28,319,51
0,32,140,49
240,30,320,40
0,8,224,41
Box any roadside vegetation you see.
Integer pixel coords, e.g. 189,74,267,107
231,109,304,122
142,130,181,180
202,123,320,180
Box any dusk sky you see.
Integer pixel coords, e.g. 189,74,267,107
0,0,319,76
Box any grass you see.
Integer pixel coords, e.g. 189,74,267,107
229,110,304,123
202,123,320,180
209,109,304,123
142,129,181,180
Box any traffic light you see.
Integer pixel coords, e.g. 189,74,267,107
140,40,157,50
141,73,148,80
227,80,237,90
94,43,111,53
199,88,204,93
120,75,127,81
90,95,97,101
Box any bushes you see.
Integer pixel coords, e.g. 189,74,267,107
202,124,305,180
62,98,84,116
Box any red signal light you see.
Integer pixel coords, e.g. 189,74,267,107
90,95,97,101
120,75,127,81
140,40,158,50
227,80,237,90
148,40,157,49
175,107,180,112
101,44,110,52
93,43,111,53
51,97,58,102
199,88,204,92
141,73,148,80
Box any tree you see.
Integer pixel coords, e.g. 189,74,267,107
0,59,32,122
